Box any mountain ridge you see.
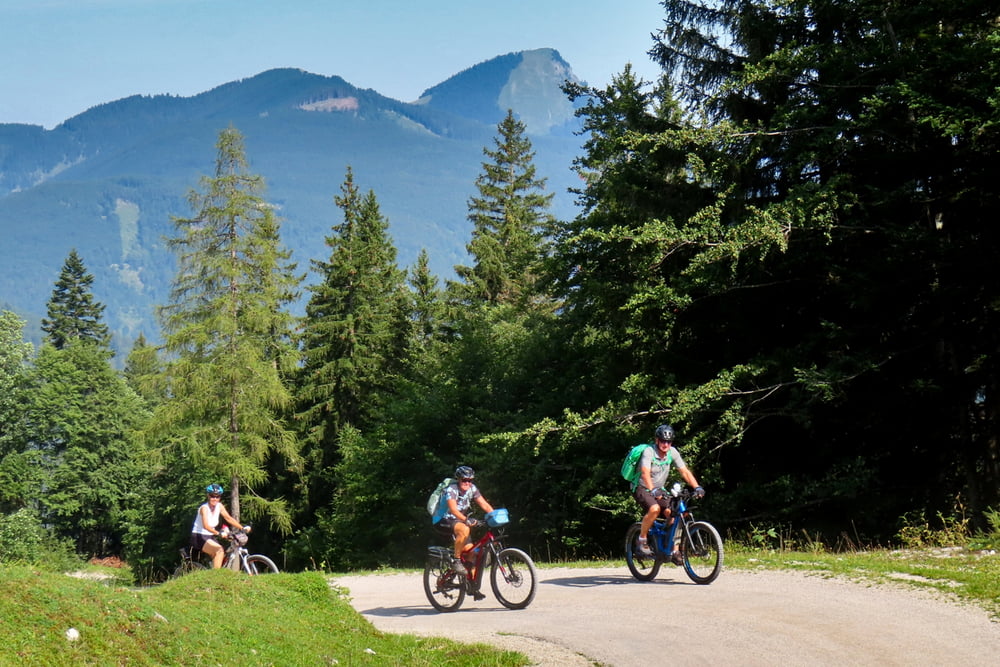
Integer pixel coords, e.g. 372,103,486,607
0,48,587,352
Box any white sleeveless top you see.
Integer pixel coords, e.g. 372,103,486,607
192,502,222,535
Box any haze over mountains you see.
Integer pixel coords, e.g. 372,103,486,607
0,48,587,350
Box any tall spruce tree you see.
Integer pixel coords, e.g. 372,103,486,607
408,249,446,352
148,126,301,528
453,110,555,306
552,66,712,410
296,168,408,512
41,249,111,350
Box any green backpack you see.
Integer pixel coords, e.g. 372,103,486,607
426,477,454,523
620,444,671,485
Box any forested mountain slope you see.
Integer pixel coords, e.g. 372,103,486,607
0,48,583,350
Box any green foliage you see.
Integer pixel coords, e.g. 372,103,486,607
147,125,302,530
294,168,411,543
2,264,148,560
0,508,45,563
453,109,555,306
17,341,152,556
302,426,422,569
298,168,408,437
897,508,972,549
0,509,79,569
0,310,33,459
122,332,165,406
972,507,1000,550
40,249,111,350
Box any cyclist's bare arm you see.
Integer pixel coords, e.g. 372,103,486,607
218,506,244,531
678,466,700,489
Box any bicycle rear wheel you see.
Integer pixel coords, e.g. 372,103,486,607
490,547,537,610
245,554,279,574
172,560,207,578
423,552,466,612
681,520,723,584
624,522,660,581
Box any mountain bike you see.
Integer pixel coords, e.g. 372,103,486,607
423,508,537,612
625,483,723,584
175,526,279,576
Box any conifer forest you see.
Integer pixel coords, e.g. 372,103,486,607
2,1,999,576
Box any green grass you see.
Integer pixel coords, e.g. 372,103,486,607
0,566,529,666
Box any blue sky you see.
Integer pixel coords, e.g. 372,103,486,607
1,0,666,129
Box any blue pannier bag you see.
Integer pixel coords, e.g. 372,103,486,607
486,508,509,527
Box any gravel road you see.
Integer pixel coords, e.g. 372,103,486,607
333,565,1000,666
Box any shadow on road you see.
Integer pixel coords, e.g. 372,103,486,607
542,572,687,588
362,604,513,617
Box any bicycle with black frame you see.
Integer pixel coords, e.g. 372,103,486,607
423,508,537,612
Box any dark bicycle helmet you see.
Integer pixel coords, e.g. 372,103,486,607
654,424,675,442
454,466,475,480
206,483,224,495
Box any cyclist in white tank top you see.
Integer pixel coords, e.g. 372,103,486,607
190,483,245,568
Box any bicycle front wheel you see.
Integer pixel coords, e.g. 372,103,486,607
624,522,660,581
423,555,466,612
681,520,723,584
245,554,279,574
490,547,537,610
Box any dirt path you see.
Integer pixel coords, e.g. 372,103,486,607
333,566,1000,666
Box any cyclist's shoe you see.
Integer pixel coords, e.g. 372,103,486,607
471,591,486,601
451,558,467,576
670,551,685,566
635,539,654,559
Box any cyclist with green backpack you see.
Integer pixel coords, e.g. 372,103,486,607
632,424,704,562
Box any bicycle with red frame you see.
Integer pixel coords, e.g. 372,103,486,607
423,508,537,612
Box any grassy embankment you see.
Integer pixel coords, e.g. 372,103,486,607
0,566,527,666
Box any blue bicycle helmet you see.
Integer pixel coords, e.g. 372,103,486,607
206,483,224,496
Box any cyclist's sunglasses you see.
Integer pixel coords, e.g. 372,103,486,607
459,478,474,483
208,494,222,499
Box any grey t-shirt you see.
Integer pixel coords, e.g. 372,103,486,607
637,445,687,490
442,481,482,520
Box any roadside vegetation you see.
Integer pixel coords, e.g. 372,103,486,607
0,566,527,666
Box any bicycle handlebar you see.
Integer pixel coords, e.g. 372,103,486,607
219,526,251,548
